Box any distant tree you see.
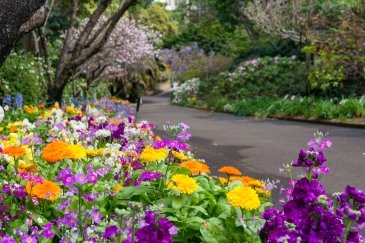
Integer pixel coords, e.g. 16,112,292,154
0,0,47,66
244,0,317,44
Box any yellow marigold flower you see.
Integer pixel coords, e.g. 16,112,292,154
218,166,241,176
0,127,3,132
248,180,265,188
65,106,76,113
86,148,104,157
112,184,123,193
248,180,271,198
2,146,26,157
172,151,188,160
180,160,210,175
67,144,87,160
25,180,61,201
227,185,261,210
167,174,198,194
53,102,60,110
218,177,228,184
139,147,168,163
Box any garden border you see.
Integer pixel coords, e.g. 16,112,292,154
174,103,365,129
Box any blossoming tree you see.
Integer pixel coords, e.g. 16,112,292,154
72,17,157,93
39,0,138,103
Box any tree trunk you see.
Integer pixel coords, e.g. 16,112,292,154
0,0,46,66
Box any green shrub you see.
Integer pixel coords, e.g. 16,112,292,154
198,56,308,102
0,52,47,104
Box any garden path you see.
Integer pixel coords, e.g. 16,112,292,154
138,94,365,195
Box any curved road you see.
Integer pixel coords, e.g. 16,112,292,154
138,94,365,195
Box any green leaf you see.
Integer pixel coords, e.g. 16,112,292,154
185,216,206,230
200,218,230,243
116,185,154,200
172,196,183,209
188,205,208,216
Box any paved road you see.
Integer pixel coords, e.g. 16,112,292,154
138,94,365,195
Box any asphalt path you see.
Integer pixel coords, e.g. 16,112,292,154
138,94,365,197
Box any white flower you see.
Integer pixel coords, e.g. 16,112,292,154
95,129,111,138
96,116,107,124
0,106,4,123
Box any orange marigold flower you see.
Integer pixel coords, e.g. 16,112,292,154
10,127,18,132
112,184,123,193
180,160,210,175
18,163,37,173
25,180,61,201
241,176,256,185
218,177,228,184
218,166,241,176
24,105,36,114
2,146,26,157
42,141,71,163
229,176,246,184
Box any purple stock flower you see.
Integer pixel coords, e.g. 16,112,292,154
103,225,119,239
153,139,190,151
176,132,192,141
140,171,163,182
135,211,176,243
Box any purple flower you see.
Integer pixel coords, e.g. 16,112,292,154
144,211,155,225
21,235,36,243
75,173,88,185
140,171,163,182
176,132,192,141
153,139,190,151
0,236,17,243
87,173,98,184
62,174,75,187
135,212,176,243
42,223,55,239
65,187,79,196
103,225,119,239
57,198,72,211
91,209,102,224
62,212,78,228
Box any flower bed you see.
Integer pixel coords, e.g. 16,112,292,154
0,98,364,242
0,98,271,242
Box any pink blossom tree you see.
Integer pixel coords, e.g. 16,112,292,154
73,17,157,90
